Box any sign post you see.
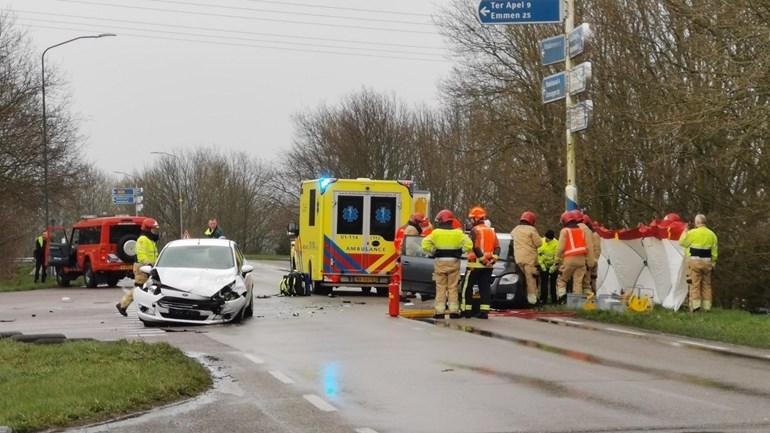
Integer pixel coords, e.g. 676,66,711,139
111,187,144,216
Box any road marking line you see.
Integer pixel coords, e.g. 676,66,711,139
303,394,336,412
355,428,379,433
243,353,265,365
269,370,295,384
605,327,648,337
677,340,727,351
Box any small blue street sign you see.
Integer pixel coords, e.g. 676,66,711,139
112,187,135,196
540,34,566,65
542,71,567,104
112,195,135,205
478,0,563,25
569,23,590,58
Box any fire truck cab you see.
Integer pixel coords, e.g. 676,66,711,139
289,178,414,295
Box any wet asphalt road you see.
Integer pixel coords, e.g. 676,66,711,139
2,260,770,433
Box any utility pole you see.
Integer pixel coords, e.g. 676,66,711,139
564,0,578,211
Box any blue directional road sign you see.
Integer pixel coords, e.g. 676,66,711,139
540,34,566,65
542,71,567,104
478,0,564,25
112,187,137,196
112,195,136,205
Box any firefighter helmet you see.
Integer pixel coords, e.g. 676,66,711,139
435,209,455,224
560,211,581,225
520,211,537,225
409,212,426,224
468,206,487,220
582,214,593,227
663,213,681,222
141,218,159,231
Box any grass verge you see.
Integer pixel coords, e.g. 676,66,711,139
572,307,770,350
0,264,61,293
0,340,211,433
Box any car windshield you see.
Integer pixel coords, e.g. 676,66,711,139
156,245,234,269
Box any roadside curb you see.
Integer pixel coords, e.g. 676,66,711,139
535,316,770,363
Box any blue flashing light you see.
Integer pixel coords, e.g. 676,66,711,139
319,177,336,194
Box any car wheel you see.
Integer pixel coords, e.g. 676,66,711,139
116,234,138,263
106,277,120,287
245,295,254,318
55,267,70,287
376,287,388,296
84,262,97,288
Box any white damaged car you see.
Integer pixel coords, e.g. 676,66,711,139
134,238,254,326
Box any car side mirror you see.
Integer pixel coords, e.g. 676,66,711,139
241,264,254,274
139,265,153,274
287,222,299,237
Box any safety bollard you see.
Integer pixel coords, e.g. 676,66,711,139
388,272,400,317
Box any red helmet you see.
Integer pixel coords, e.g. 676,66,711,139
663,213,681,222
468,206,487,220
560,211,581,225
520,211,536,225
409,212,426,224
141,218,159,231
435,209,455,224
582,214,593,226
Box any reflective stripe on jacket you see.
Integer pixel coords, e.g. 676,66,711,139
679,226,718,262
421,228,472,258
559,227,587,258
136,235,159,264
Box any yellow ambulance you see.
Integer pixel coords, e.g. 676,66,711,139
289,178,420,295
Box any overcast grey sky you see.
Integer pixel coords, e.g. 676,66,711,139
2,0,454,175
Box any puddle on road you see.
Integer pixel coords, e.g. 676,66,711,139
422,319,770,400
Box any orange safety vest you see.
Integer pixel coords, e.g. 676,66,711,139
472,225,498,255
564,227,588,257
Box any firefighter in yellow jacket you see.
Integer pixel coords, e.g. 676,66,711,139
422,210,472,319
511,211,542,306
116,218,160,316
462,207,500,319
679,214,718,312
555,210,590,302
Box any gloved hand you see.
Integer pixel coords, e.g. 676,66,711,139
482,253,497,266
467,253,477,263
549,264,558,274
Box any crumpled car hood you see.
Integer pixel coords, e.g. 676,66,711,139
156,267,237,297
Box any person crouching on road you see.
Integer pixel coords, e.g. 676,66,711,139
422,210,472,319
538,230,559,304
116,219,160,317
679,214,718,312
512,211,542,306
462,207,500,319
555,210,590,303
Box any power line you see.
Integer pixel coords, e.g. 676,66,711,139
55,0,438,35
21,23,448,63
20,16,446,58
244,0,433,18
140,0,431,26
15,10,445,51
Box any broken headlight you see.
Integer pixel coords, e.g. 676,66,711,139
216,282,240,302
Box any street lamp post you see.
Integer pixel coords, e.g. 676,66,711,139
42,33,116,232
151,151,183,238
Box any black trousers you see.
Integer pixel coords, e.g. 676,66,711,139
34,258,47,282
540,270,557,304
463,267,493,313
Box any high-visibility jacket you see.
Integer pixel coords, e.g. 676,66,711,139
136,234,159,265
511,224,541,266
422,228,472,259
557,227,587,258
468,224,499,268
204,226,223,238
538,237,558,269
679,226,718,262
